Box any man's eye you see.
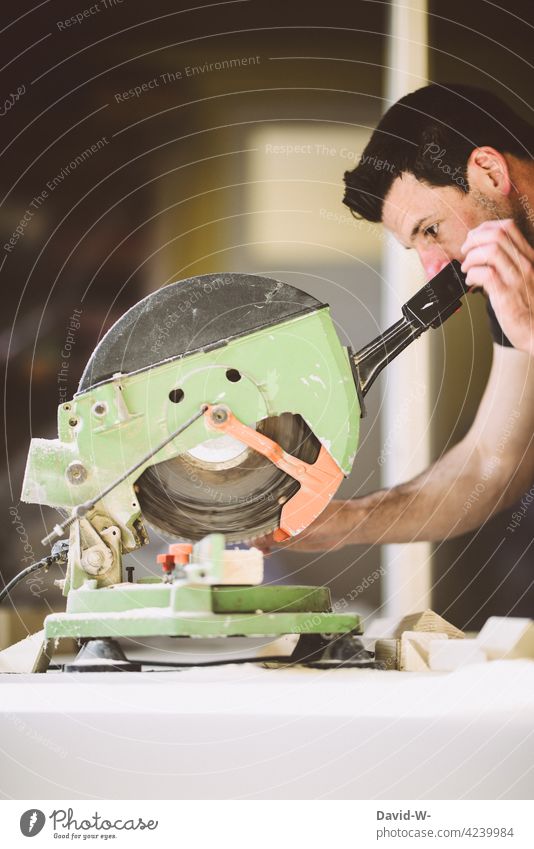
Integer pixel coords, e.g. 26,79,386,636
424,223,439,239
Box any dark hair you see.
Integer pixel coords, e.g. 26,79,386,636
343,83,534,222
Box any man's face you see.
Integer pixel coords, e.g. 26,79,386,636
381,172,512,279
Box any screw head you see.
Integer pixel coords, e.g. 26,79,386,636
66,461,87,484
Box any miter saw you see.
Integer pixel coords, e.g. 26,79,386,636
20,262,468,672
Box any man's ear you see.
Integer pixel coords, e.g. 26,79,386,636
467,146,512,197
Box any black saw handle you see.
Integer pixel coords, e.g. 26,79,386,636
352,261,468,408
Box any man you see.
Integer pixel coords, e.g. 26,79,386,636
257,83,534,552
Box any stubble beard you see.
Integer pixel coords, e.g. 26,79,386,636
472,187,534,247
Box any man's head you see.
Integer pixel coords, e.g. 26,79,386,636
343,84,534,278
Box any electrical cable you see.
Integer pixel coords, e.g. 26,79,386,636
0,540,69,604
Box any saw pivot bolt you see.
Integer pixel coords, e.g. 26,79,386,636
210,406,229,425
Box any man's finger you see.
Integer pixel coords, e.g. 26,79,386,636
462,218,534,263
464,264,502,293
461,222,523,262
461,244,518,285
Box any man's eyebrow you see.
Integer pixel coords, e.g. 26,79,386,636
410,216,430,241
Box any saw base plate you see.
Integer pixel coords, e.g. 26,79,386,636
43,582,361,640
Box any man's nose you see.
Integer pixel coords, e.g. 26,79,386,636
417,250,449,280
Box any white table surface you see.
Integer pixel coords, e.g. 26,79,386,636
1,659,533,800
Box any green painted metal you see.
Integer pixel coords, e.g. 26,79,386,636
63,581,332,615
193,534,225,583
44,610,361,640
211,585,331,613
22,308,360,556
43,579,361,640
66,583,163,612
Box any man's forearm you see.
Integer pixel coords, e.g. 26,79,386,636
343,441,527,544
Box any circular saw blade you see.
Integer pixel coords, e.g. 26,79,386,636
135,413,321,542
78,272,321,391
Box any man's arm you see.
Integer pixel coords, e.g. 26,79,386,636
255,344,534,551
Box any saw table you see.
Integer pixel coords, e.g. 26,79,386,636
0,659,533,799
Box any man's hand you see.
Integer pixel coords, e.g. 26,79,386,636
461,218,534,356
252,500,354,554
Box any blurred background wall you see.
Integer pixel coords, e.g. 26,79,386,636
1,0,533,645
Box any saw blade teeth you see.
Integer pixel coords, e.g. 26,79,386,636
236,523,278,546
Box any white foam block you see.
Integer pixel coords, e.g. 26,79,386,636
429,639,487,671
476,617,534,660
400,631,448,671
